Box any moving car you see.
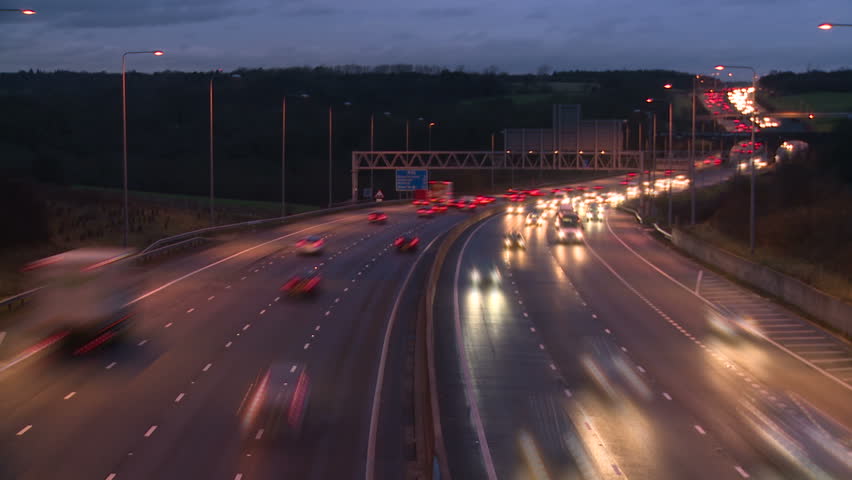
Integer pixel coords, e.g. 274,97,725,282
471,264,501,287
417,207,434,218
555,213,584,243
281,269,321,296
503,231,526,249
506,204,525,215
239,363,311,441
368,211,388,223
394,235,420,252
432,204,448,213
525,212,539,226
585,203,604,222
295,235,325,255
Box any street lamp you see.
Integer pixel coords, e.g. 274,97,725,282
0,8,36,14
369,111,391,193
715,64,758,254
428,122,436,150
645,97,674,226
121,50,164,247
281,93,310,217
818,23,852,30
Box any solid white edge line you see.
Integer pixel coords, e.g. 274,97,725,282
365,234,442,480
604,214,852,393
452,216,501,480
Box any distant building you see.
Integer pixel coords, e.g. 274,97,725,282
503,104,625,155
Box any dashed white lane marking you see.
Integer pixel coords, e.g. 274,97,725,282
592,314,597,319
241,276,246,280
549,363,557,371
242,324,251,331
335,298,340,303
253,269,259,273
604,328,612,334
106,474,117,480
274,296,280,302
735,466,750,478
564,389,572,398
255,428,265,440
259,309,266,315
64,392,76,400
344,287,349,292
694,425,706,435
175,393,185,403
16,425,32,436
663,392,672,400
315,325,321,331
523,312,529,317
208,296,215,301
637,366,646,373
164,322,173,329
202,363,212,372
290,365,297,373
144,425,158,437
106,362,117,370
538,344,545,350
620,346,628,352
226,285,232,289
186,308,195,314
303,343,310,350
530,327,536,332
225,341,232,348
137,339,148,346
325,311,331,316
612,464,622,476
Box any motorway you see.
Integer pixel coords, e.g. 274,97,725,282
435,177,852,478
0,202,468,480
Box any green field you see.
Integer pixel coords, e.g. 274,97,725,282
763,92,852,113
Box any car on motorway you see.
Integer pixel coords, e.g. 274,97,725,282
471,264,501,287
503,231,526,249
432,204,448,213
281,269,321,296
368,211,388,223
506,204,525,215
525,212,539,226
295,235,325,255
412,199,430,206
393,235,420,252
555,213,584,243
585,203,604,222
417,207,434,218
239,363,311,441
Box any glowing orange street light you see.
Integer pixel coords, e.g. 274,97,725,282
808,113,815,119
663,83,673,89
0,8,36,14
153,50,164,56
645,97,654,103
818,23,852,30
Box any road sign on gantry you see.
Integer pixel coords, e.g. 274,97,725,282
395,169,428,191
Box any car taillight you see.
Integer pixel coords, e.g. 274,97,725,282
410,238,420,246
313,240,324,247
394,238,403,246
296,240,306,247
282,278,299,290
305,277,320,290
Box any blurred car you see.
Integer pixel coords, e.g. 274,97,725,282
295,235,325,255
432,204,448,213
281,269,321,296
393,235,420,252
585,204,604,222
417,207,434,218
471,264,501,287
525,212,539,226
503,232,526,249
412,199,430,206
368,211,388,223
506,204,525,215
239,363,311,441
556,213,584,243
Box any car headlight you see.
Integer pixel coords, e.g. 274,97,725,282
504,239,511,246
575,231,583,239
471,270,481,282
518,207,525,213
490,270,500,282
558,230,566,238
507,206,514,213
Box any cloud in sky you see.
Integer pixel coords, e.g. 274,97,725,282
0,0,850,74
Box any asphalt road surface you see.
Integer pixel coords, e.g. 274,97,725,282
0,202,473,480
435,177,851,479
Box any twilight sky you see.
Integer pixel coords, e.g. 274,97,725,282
1,0,850,76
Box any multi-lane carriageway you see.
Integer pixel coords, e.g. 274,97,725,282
1,168,849,480
435,179,851,479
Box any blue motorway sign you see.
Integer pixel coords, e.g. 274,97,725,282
395,169,428,191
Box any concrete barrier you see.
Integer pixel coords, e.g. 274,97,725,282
672,228,852,338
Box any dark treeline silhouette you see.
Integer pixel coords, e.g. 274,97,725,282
761,69,852,94
1,66,848,207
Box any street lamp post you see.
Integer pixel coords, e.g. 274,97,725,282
209,76,214,226
281,93,310,217
369,111,391,193
428,122,436,150
490,133,496,192
0,8,36,14
715,64,758,254
818,23,852,30
121,50,164,247
328,106,333,207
